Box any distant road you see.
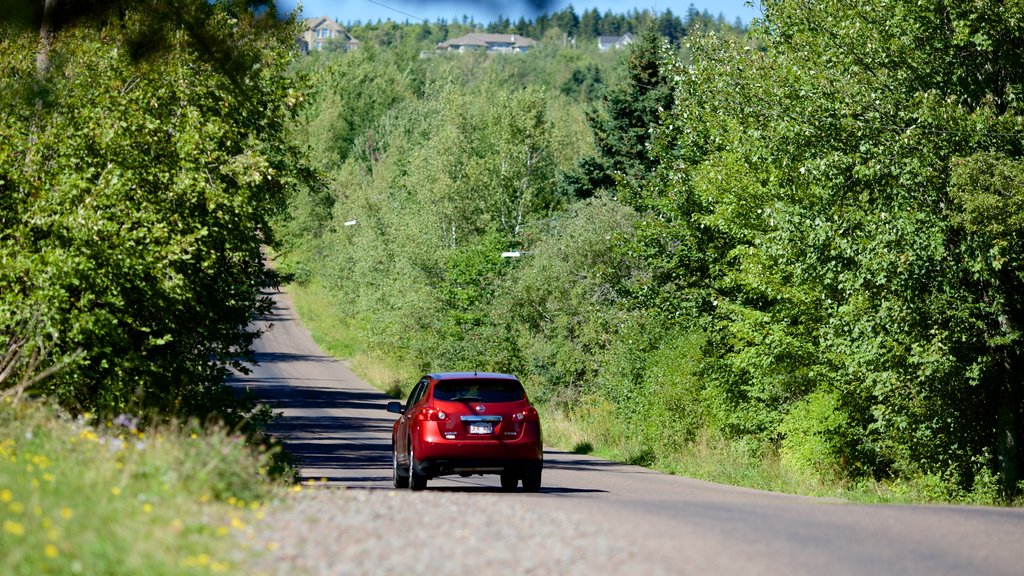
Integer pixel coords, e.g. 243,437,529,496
231,290,1024,576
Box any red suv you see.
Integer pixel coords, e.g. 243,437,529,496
386,372,543,491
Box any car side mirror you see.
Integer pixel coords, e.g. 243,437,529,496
386,401,405,414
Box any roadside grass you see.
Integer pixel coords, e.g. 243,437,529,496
541,401,1024,506
287,278,363,360
286,278,416,399
539,402,807,491
285,281,1023,507
0,398,286,575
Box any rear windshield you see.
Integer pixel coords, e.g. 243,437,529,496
432,379,526,403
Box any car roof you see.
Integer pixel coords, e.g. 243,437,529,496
427,372,520,381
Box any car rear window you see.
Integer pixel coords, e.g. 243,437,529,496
432,379,526,403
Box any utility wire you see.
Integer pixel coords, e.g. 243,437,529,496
364,0,425,22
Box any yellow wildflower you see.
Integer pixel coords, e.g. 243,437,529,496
110,487,122,496
0,488,12,503
60,507,73,519
3,520,24,536
44,544,59,558
230,517,246,530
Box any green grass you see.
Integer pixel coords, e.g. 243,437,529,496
0,398,285,575
286,278,417,398
287,278,364,360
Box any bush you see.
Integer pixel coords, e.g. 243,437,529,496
0,398,285,575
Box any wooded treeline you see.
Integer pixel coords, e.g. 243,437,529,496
281,0,1024,502
341,5,741,47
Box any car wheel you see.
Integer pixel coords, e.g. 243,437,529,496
408,442,427,491
521,464,542,493
392,445,409,489
500,472,519,491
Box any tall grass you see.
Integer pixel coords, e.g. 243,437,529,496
0,398,284,575
287,279,416,398
287,279,364,360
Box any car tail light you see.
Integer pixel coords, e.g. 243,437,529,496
417,407,448,421
514,406,540,422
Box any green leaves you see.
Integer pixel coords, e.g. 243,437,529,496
624,0,1024,496
1,3,312,420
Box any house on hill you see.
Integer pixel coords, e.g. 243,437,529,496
436,33,536,54
300,17,360,53
598,33,634,51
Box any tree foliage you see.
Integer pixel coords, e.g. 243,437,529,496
1,1,311,420
280,2,1024,502
626,0,1024,496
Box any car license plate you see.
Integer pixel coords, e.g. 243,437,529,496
469,423,493,435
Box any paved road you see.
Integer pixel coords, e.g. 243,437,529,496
231,291,1024,576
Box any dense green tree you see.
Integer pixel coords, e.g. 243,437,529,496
631,0,1024,496
562,23,675,200
1,1,311,420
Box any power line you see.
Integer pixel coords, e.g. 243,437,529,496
364,0,425,23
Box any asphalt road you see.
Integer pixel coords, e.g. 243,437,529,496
231,290,1024,576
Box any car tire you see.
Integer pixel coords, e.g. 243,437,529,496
408,442,427,491
392,445,409,489
521,464,542,493
500,472,519,491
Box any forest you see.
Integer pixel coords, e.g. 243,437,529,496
1,0,1022,504
280,0,1024,503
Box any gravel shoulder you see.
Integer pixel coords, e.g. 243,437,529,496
239,489,661,576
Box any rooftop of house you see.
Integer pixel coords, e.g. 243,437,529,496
437,33,536,50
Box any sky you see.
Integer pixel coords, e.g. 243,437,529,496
280,0,763,26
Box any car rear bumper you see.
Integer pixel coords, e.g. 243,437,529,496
411,423,543,478
417,456,543,478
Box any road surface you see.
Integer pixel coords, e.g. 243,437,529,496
231,290,1024,576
